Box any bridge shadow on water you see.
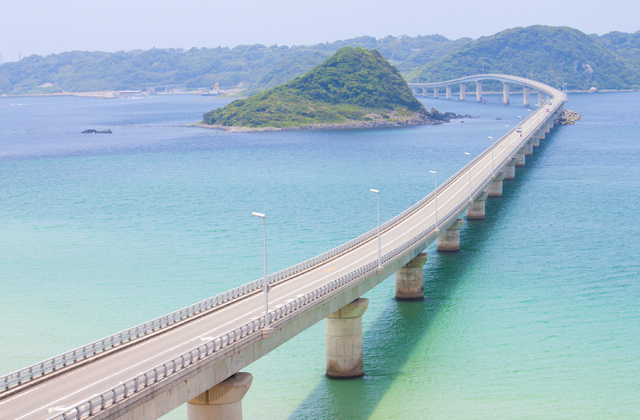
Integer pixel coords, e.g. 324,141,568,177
285,131,556,419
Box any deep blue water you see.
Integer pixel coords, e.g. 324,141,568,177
1,92,639,419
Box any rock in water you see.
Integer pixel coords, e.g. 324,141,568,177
555,110,581,125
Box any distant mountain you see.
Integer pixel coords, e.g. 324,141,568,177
0,36,463,95
2,26,640,96
202,47,430,129
594,31,640,71
407,26,640,90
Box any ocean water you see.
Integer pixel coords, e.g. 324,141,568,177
1,92,639,419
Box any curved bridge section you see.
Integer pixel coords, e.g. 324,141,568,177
0,77,567,420
408,73,560,106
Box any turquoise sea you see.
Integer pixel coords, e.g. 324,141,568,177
1,91,639,419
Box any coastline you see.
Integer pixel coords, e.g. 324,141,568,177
191,115,446,133
3,88,638,100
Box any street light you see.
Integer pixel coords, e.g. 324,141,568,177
510,64,513,75
465,153,472,199
252,212,269,327
429,171,438,229
370,189,381,268
488,136,494,174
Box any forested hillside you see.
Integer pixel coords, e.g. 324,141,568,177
1,26,640,95
0,36,463,95
202,47,427,128
409,26,640,90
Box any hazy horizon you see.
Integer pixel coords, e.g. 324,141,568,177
1,0,639,63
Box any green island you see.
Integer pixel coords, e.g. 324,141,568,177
201,47,449,130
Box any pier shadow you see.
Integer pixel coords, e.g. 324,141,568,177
285,130,556,419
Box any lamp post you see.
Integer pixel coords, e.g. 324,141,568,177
488,136,494,174
370,189,381,267
252,212,269,327
465,153,472,199
510,64,513,75
430,171,438,229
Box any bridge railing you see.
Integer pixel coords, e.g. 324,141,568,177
46,90,563,420
1,89,562,397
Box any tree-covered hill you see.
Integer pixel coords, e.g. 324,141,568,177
202,47,428,129
0,36,463,95
407,26,640,90
594,31,640,71
2,26,640,95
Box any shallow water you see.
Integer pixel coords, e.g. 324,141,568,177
1,91,638,419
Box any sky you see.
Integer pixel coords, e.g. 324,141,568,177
1,0,639,63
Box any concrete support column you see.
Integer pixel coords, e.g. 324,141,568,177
395,253,428,300
544,122,551,135
503,82,510,104
486,173,506,197
434,87,439,98
437,219,464,252
187,373,253,420
422,88,429,98
466,192,488,220
516,148,526,167
446,85,452,99
326,298,369,378
476,81,483,102
523,86,530,106
532,135,540,147
538,129,545,141
501,158,517,180
460,84,466,101
411,87,417,96
524,140,534,156
538,92,545,107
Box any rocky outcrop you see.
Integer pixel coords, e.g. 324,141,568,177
555,110,581,125
82,129,112,134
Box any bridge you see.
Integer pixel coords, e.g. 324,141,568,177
0,75,567,420
408,74,553,107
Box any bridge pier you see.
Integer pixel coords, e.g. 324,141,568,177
422,88,429,98
538,92,545,107
446,85,452,99
437,219,464,252
503,82,510,104
411,87,418,96
486,173,506,197
476,81,483,102
544,122,551,135
502,158,517,180
434,87,439,98
466,192,488,220
187,373,253,420
532,135,540,147
523,86,530,106
395,253,428,300
524,140,534,156
516,148,526,166
326,298,369,378
460,84,466,101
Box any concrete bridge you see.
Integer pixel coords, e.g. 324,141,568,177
0,76,567,420
408,74,550,107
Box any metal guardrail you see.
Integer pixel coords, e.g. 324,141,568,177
1,86,563,397
3,82,564,419
46,97,563,420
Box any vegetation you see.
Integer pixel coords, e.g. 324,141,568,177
0,36,463,95
2,26,640,95
407,26,640,91
202,47,426,128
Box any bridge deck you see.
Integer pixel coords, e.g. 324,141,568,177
0,76,565,420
